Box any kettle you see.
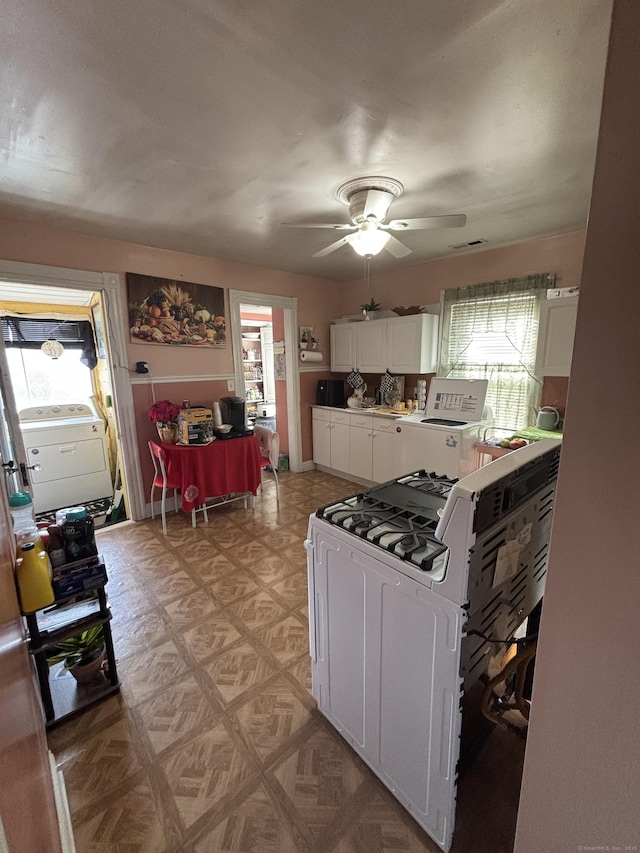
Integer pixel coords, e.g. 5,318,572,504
536,406,560,431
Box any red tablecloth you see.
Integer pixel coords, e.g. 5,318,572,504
161,435,263,513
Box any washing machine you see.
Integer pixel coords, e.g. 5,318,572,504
19,402,113,514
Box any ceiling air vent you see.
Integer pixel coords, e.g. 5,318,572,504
449,238,488,250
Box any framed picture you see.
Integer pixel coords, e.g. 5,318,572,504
126,273,226,347
299,325,314,348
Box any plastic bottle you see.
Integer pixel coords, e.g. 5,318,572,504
62,507,98,562
15,542,55,613
47,525,68,568
9,492,44,552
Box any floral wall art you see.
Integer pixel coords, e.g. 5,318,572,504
126,273,226,347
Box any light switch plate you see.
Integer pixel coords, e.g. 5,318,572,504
227,379,235,391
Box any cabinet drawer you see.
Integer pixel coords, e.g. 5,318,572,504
350,413,373,429
372,417,400,433
331,409,350,424
312,407,332,422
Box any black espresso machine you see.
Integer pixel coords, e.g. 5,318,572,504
219,396,253,437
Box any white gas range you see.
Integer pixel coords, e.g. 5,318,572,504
305,438,561,851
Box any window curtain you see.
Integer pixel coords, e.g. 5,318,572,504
438,273,553,429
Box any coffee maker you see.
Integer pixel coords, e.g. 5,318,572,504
219,397,250,434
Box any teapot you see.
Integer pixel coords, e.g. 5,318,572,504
536,406,560,431
347,383,367,409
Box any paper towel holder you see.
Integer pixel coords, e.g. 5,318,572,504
299,350,323,362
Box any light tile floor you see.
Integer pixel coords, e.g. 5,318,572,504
48,470,525,853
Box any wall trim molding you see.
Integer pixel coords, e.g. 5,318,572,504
131,373,235,385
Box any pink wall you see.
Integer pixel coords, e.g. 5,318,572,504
0,218,342,464
515,3,639,850
339,230,586,318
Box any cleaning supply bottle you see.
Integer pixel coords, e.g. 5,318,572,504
62,507,98,561
47,525,68,568
15,542,55,613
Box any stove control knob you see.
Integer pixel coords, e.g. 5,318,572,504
68,406,75,411
36,408,43,415
52,406,60,413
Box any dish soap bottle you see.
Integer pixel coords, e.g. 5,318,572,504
15,542,55,614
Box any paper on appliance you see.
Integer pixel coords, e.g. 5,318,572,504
493,522,532,588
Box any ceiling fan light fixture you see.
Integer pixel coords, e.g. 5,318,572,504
350,224,391,257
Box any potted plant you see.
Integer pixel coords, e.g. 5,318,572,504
48,625,106,683
361,299,382,320
147,399,181,443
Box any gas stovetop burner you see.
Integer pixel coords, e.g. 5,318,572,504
316,471,455,572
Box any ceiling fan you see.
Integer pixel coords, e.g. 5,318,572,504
282,177,466,258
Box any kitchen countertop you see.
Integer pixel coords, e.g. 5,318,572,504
313,405,403,419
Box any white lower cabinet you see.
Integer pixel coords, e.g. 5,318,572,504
314,408,402,483
312,408,350,472
308,525,463,851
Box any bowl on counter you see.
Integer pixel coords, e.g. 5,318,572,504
216,424,233,434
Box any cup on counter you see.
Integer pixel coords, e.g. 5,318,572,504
393,401,405,412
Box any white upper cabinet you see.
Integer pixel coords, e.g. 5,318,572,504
330,323,356,372
535,294,579,376
330,313,440,374
387,314,439,373
357,320,387,373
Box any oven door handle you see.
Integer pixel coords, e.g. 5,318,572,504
304,538,317,662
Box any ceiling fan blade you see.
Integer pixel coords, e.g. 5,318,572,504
281,222,355,230
363,189,394,222
384,235,412,258
312,235,353,257
386,214,467,230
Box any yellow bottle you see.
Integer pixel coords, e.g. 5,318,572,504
15,542,55,614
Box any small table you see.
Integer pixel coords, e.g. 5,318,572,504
161,435,263,517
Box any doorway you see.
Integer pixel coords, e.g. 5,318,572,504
239,304,276,430
229,289,302,472
0,261,144,525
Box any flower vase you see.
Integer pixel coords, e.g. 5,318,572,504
157,423,177,444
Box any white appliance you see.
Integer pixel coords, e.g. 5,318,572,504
305,439,561,851
19,402,112,514
396,378,491,478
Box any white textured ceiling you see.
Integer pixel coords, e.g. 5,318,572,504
0,1,612,282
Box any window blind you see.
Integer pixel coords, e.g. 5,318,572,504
438,274,552,429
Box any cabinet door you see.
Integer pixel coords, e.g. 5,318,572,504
357,319,388,373
371,421,401,483
330,324,356,372
312,416,331,467
329,421,351,473
387,314,439,374
534,295,578,376
349,423,373,481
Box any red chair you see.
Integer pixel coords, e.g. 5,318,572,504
148,441,180,535
253,425,280,502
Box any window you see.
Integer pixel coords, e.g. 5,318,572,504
1,317,97,412
438,274,552,429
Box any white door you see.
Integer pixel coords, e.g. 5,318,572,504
0,333,31,500
260,324,276,404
